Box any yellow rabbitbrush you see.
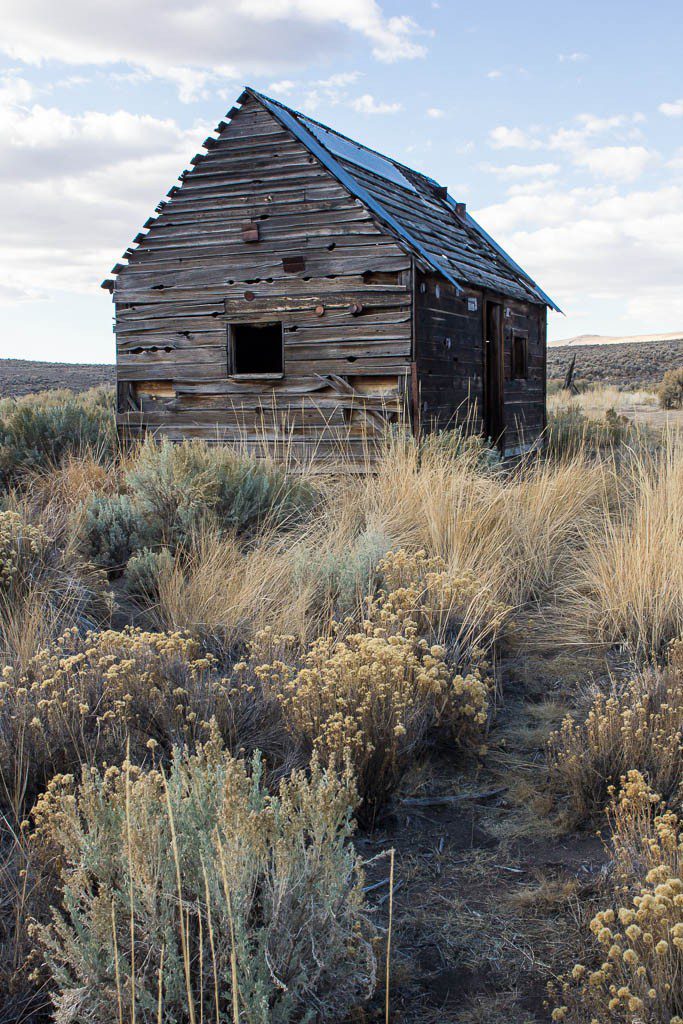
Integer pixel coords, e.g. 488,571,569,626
551,772,683,1024
254,551,492,821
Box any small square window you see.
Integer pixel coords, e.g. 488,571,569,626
228,322,283,378
511,333,528,380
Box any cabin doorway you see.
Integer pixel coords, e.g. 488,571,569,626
483,300,505,448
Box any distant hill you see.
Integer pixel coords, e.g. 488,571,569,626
550,330,683,348
548,338,683,389
0,358,115,398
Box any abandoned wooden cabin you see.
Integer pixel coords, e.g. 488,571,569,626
103,87,560,462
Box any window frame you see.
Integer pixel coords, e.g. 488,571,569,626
227,320,285,380
511,331,529,381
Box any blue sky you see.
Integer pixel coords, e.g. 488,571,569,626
1,0,682,362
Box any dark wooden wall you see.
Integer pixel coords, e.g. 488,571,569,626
501,299,547,454
414,271,546,453
414,272,484,433
113,93,413,464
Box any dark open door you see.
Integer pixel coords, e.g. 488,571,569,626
483,300,505,448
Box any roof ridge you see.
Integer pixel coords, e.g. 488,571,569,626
246,86,464,293
246,88,441,189
246,87,560,311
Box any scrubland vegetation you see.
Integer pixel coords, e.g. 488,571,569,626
1,384,683,1022
547,338,683,389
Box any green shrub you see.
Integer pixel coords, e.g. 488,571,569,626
81,493,156,570
658,367,683,410
292,527,391,617
33,742,376,1024
125,439,317,546
124,546,173,604
546,403,634,458
0,388,115,489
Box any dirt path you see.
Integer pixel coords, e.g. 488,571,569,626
361,657,609,1023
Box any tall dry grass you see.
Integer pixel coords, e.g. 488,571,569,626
2,412,681,662
549,384,659,420
557,433,683,654
346,435,619,619
148,529,312,650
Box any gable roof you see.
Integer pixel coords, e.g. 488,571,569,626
246,88,561,312
104,86,559,312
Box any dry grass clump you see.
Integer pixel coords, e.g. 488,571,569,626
564,437,683,653
546,401,636,459
140,529,309,654
259,551,491,819
0,508,110,667
548,641,683,822
31,740,376,1024
549,384,658,419
0,626,285,821
550,773,683,1023
354,433,618,618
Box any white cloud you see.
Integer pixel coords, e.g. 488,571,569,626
0,73,33,106
267,79,296,95
574,145,656,182
351,93,402,114
489,125,542,149
0,73,207,302
488,112,655,183
484,162,560,179
0,1,427,100
659,98,683,117
474,182,683,327
426,107,444,118
487,69,502,79
558,52,587,62
316,71,363,90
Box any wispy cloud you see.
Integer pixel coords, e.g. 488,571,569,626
483,162,560,179
352,93,402,115
559,52,588,62
0,1,428,101
426,107,444,118
489,125,542,149
659,98,683,117
574,145,656,182
267,79,296,95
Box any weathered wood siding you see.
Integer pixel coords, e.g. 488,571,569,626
414,272,546,451
414,272,484,433
502,300,547,453
113,93,412,462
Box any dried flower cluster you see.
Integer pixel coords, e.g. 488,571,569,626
254,551,490,817
0,627,282,818
0,510,50,593
548,643,683,821
551,773,683,1023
